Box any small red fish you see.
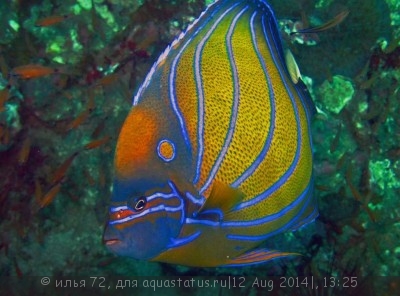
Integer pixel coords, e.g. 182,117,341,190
0,125,10,145
0,50,9,78
84,169,96,186
0,87,9,112
11,64,58,79
18,137,31,165
51,152,79,185
39,183,62,208
13,257,23,278
35,14,70,27
84,135,111,150
34,178,43,205
93,73,119,88
86,89,96,112
67,110,89,131
91,117,107,139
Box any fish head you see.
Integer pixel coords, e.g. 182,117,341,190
103,103,194,259
103,179,185,259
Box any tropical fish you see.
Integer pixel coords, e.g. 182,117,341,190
10,64,58,79
35,14,71,27
38,183,62,209
84,135,111,150
51,151,79,185
104,0,317,267
290,10,349,35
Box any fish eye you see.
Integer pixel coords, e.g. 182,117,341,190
128,196,147,212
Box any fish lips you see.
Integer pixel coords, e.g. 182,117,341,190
103,223,151,259
103,216,181,260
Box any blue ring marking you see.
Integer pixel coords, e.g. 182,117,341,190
157,139,176,162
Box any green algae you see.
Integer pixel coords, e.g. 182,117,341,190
317,75,354,114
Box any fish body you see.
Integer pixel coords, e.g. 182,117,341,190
35,15,70,27
104,0,317,267
11,64,57,79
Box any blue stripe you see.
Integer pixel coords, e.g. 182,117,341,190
186,217,219,227
109,181,184,225
295,80,315,154
167,1,235,163
194,208,224,220
131,0,228,106
169,40,193,152
193,2,242,185
200,5,248,194
186,179,313,230
167,231,201,248
232,10,276,187
185,192,205,206
109,203,183,225
226,180,314,241
233,14,303,211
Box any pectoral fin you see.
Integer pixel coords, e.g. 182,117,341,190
198,180,245,215
222,248,300,267
285,50,301,84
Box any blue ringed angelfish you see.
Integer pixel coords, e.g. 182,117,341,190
103,0,317,267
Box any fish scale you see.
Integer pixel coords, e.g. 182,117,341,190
104,0,317,267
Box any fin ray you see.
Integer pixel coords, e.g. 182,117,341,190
223,248,299,267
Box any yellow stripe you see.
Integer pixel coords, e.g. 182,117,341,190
238,16,298,202
226,193,308,236
215,11,271,185
196,8,240,191
232,95,312,223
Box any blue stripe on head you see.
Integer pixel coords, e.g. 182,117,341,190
109,188,184,225
109,181,185,223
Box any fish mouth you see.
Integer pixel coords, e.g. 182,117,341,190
104,238,121,246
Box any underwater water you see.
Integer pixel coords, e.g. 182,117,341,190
0,0,399,295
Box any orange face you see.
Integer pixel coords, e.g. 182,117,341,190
105,103,195,260
115,106,159,179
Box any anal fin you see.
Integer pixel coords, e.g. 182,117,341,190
222,248,299,267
